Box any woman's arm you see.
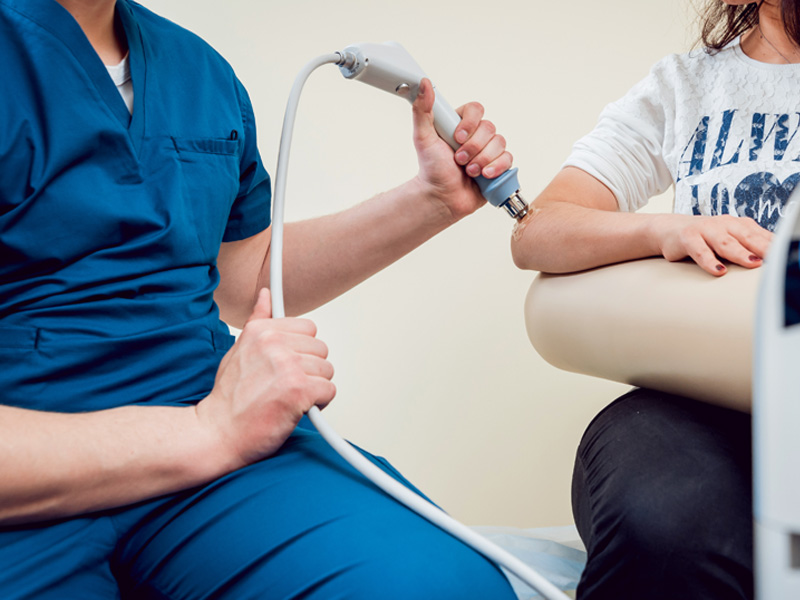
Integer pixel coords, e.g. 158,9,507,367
0,290,335,525
214,79,513,326
510,167,773,276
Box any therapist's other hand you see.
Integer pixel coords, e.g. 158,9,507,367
197,288,335,467
653,213,773,276
411,78,513,222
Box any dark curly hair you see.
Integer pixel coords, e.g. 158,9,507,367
700,0,800,51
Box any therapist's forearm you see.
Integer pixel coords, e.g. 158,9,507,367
216,176,462,327
0,403,236,525
215,81,512,326
278,177,457,315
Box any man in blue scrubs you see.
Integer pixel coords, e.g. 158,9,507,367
0,0,518,598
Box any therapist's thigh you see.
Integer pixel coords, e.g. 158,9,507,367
111,423,516,600
0,516,122,600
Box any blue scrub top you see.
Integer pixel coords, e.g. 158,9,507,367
0,0,271,412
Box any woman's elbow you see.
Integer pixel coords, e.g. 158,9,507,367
509,210,544,271
510,236,534,270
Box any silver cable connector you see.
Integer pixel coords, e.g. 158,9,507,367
503,192,529,221
336,50,359,71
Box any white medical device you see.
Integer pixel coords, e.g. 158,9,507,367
753,193,800,599
270,44,566,599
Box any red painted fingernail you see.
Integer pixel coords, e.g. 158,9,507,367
749,255,761,261
716,264,726,272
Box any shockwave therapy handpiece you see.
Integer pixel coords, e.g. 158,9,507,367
270,46,565,599
337,42,528,220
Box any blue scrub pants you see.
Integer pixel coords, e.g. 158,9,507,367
0,419,515,599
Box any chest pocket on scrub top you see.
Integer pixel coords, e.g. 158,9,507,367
171,136,240,259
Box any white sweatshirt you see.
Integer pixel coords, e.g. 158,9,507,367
565,38,800,232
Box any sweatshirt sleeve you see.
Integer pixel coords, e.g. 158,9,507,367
563,58,675,212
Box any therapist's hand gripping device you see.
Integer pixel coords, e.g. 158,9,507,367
270,43,565,600
337,42,529,220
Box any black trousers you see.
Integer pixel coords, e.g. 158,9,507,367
572,388,753,599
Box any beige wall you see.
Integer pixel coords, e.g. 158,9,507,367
150,0,692,527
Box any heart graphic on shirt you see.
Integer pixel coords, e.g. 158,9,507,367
734,172,800,231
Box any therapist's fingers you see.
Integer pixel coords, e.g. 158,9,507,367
467,138,513,179
453,112,512,180
299,354,335,380
454,101,485,145
454,116,495,166
246,288,273,323
411,78,437,146
305,377,337,411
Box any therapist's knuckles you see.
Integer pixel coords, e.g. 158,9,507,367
304,354,335,380
241,318,320,352
457,120,497,159
468,143,511,179
250,330,334,398
454,101,485,134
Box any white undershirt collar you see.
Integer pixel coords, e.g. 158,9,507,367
105,53,134,114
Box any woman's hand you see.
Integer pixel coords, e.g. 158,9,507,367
652,213,773,276
197,288,336,467
410,78,513,222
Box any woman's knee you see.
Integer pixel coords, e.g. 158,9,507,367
572,389,753,599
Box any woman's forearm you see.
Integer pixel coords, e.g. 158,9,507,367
510,200,662,273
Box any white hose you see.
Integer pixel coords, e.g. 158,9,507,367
270,53,571,600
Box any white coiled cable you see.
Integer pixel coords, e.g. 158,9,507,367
269,52,570,600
